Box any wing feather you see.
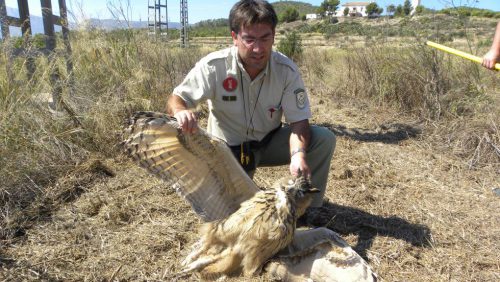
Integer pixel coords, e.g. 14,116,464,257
122,111,259,221
266,227,378,282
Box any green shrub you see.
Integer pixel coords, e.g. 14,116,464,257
277,31,303,61
280,7,300,23
478,39,493,48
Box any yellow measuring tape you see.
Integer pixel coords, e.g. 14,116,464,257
426,41,500,71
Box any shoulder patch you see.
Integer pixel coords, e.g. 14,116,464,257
294,88,307,109
294,88,305,95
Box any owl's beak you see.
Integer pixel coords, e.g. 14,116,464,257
302,187,320,194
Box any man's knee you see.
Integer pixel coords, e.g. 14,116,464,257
310,126,336,154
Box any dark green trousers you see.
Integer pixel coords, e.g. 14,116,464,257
250,125,336,207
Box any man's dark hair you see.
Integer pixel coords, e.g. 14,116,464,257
229,0,278,34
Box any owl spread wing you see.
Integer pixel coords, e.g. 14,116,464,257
122,111,260,222
266,227,378,282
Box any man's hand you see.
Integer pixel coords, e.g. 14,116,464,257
290,151,311,180
482,22,500,70
167,95,198,134
482,49,499,70
289,119,311,179
173,109,198,134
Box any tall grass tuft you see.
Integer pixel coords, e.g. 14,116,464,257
339,43,496,119
300,43,499,168
0,31,211,237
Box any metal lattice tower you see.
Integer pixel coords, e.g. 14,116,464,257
148,0,168,39
180,0,188,47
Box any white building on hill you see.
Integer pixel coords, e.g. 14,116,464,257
306,13,318,20
411,0,421,15
335,1,374,17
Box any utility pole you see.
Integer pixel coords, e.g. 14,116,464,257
180,0,188,47
148,0,168,39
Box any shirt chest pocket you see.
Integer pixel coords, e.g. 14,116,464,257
213,89,243,114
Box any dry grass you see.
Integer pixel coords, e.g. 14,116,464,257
1,22,499,281
300,43,499,169
0,32,209,238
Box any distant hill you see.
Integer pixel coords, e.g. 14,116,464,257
0,6,180,39
271,1,319,16
193,18,228,28
80,19,181,30
440,6,500,18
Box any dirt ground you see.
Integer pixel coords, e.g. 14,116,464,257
1,90,499,281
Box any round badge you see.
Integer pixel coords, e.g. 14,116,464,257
223,77,238,92
294,89,306,109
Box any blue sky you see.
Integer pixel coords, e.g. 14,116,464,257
4,0,500,24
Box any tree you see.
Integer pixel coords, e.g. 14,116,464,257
280,7,300,23
343,7,349,16
395,5,404,17
387,4,396,17
318,0,340,17
403,0,412,16
366,3,383,17
277,31,303,61
415,5,424,15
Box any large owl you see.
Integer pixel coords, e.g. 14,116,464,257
122,111,377,281
181,176,319,279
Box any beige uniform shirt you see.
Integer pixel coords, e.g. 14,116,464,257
173,46,311,146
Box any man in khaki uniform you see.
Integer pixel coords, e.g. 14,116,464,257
167,0,335,208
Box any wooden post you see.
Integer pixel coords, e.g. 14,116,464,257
18,0,30,35
40,0,61,110
0,0,14,84
1,0,79,125
18,0,36,79
41,0,56,51
58,0,74,96
0,0,9,39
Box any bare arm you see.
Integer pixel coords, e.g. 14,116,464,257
167,95,198,134
482,21,500,70
289,119,311,179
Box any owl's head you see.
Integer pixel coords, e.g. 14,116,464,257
276,174,319,217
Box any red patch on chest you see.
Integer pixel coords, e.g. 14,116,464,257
223,77,238,92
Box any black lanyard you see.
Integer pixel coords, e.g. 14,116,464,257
239,68,265,141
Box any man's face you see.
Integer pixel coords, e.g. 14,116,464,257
231,23,275,75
